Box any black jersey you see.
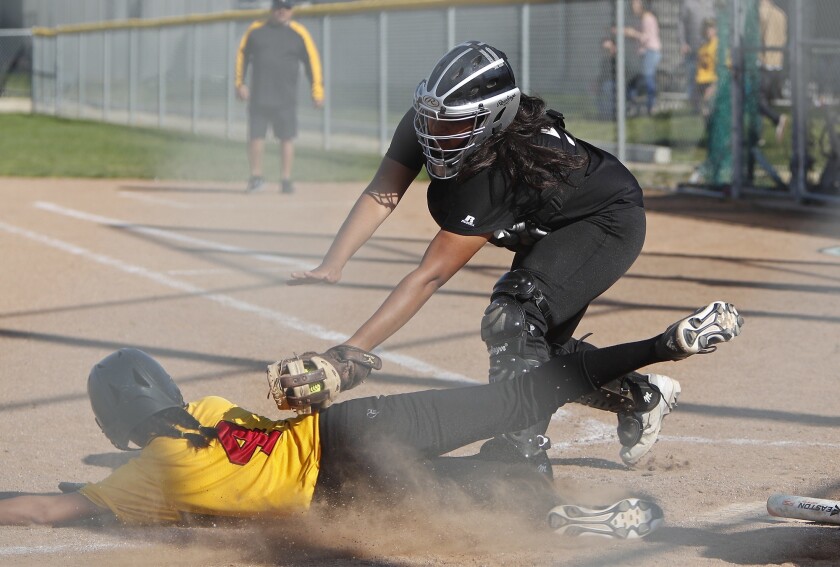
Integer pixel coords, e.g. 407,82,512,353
385,109,643,247
235,20,323,108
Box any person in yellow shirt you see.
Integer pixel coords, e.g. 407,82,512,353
0,302,743,539
695,18,718,119
758,0,788,143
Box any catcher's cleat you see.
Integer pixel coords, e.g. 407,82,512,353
246,175,265,193
656,301,744,360
547,498,664,539
529,445,554,480
477,434,554,481
281,179,295,194
618,374,680,466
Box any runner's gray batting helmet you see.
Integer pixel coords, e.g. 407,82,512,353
87,348,185,450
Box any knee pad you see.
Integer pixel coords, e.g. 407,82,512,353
481,270,551,383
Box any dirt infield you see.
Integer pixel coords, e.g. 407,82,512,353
0,177,838,566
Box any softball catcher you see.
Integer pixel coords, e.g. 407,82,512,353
290,40,687,475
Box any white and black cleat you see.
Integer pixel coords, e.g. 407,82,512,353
657,301,744,360
547,498,664,539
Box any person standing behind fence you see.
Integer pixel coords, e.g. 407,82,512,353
678,0,716,113
235,0,324,194
757,0,788,143
696,18,718,120
622,0,662,115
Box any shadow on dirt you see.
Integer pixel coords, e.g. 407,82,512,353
645,190,840,239
647,522,840,565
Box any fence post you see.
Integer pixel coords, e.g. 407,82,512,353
790,0,806,200
226,20,234,139
158,27,165,128
78,33,84,118
378,11,388,155
55,34,62,116
323,14,331,150
103,31,110,121
520,3,530,94
192,24,201,134
730,0,743,199
129,27,136,125
616,0,626,162
447,7,455,50
31,34,37,114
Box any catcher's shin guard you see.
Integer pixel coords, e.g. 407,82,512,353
481,269,553,464
553,337,663,448
576,373,663,448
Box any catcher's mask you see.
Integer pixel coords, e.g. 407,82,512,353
413,40,521,180
88,348,185,450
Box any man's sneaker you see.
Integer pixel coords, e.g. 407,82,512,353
246,176,265,193
548,498,664,539
619,374,680,466
656,301,743,360
281,179,294,194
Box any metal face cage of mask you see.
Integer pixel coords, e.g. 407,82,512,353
413,40,521,180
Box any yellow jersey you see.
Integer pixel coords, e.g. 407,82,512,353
80,396,320,524
696,37,718,86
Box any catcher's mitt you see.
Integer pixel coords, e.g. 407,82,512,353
266,354,342,415
322,345,382,390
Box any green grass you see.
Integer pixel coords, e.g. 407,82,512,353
0,113,382,181
2,110,801,189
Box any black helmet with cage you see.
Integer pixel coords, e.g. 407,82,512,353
413,40,521,179
87,348,185,450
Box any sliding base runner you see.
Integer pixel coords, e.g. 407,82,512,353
767,494,840,525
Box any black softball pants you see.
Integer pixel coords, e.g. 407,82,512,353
513,204,647,346
314,335,663,498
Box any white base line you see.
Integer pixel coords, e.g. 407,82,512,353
118,191,193,209
34,201,313,270
118,190,357,210
0,542,137,556
549,417,840,451
0,219,474,385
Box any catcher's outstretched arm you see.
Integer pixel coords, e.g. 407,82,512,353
289,157,418,285
345,229,490,351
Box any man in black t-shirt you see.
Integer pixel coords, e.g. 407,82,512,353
235,0,323,194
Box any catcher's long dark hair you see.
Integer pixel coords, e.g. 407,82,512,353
129,406,218,449
458,93,587,191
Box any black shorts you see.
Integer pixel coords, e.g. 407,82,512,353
248,104,297,140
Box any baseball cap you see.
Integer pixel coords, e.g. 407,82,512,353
271,0,293,9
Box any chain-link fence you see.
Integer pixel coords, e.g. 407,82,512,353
0,29,31,99
31,1,629,155
25,0,840,205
